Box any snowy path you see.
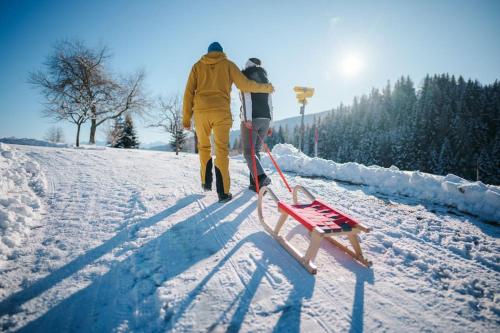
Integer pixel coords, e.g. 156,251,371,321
0,145,498,332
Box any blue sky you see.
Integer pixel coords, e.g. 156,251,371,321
1,0,499,144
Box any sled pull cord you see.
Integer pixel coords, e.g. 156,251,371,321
249,127,260,194
257,135,292,193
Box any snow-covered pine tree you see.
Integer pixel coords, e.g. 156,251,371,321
277,125,286,144
170,127,187,154
308,73,497,184
116,114,139,149
391,76,417,169
478,132,500,184
265,128,276,149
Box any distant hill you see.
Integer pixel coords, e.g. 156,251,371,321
144,144,171,152
140,141,171,151
0,137,69,148
270,109,332,129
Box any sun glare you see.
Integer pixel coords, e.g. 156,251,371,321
339,53,364,78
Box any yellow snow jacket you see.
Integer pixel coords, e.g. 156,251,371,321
182,52,273,128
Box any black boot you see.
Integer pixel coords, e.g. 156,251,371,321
248,174,271,193
249,174,256,191
203,158,213,192
218,192,233,203
258,174,271,187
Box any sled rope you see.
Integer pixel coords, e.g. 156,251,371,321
257,135,292,193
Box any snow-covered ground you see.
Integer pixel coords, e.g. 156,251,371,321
0,143,498,332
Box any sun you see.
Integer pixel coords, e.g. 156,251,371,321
339,53,364,78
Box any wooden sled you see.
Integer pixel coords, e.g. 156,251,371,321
257,185,372,274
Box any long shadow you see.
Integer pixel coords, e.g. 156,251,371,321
164,232,316,333
326,244,375,333
284,223,375,333
16,191,253,332
348,269,374,333
314,230,374,333
0,194,203,317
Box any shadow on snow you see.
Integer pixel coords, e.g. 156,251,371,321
0,194,204,319
7,189,375,332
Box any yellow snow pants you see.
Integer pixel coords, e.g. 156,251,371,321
194,111,232,194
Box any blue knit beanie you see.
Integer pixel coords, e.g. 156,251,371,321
207,42,223,53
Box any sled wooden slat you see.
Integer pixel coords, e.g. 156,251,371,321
278,199,362,234
258,185,372,274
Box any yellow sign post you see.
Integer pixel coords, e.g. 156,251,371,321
293,86,314,151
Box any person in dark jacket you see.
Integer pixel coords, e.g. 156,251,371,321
239,58,273,192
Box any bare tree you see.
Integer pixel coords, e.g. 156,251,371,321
29,39,112,146
149,96,187,155
88,70,149,144
29,39,149,146
44,126,65,143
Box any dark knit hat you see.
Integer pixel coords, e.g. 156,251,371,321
245,57,261,69
249,58,261,66
207,42,223,53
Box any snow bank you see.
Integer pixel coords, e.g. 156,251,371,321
0,137,68,148
0,143,46,264
262,144,500,222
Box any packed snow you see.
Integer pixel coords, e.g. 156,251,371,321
0,143,45,267
0,143,498,332
262,144,500,222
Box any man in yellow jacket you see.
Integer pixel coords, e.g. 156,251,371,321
183,42,274,203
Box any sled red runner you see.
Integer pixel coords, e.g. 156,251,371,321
257,185,372,274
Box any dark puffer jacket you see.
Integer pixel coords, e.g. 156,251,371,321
240,66,273,122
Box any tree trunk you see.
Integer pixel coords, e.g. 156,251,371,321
89,118,97,144
76,123,81,147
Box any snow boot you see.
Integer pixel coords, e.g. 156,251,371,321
249,174,256,191
218,192,233,203
202,183,212,192
249,174,271,192
259,174,271,187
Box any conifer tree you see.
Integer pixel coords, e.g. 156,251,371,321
115,114,139,149
284,73,499,184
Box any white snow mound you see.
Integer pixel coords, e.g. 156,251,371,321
262,144,500,222
0,143,46,264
